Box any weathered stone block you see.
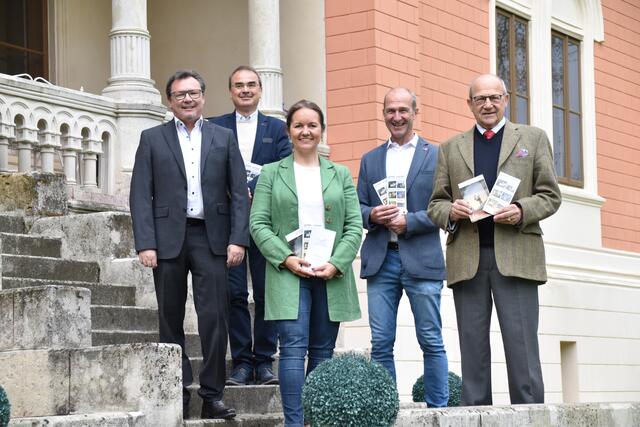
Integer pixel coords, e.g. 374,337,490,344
29,212,135,262
0,173,67,216
103,258,199,333
8,411,145,427
0,349,70,417
0,286,91,351
70,343,182,427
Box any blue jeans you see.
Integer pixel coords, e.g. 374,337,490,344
276,278,340,427
367,249,449,407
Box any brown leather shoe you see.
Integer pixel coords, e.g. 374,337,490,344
200,399,236,420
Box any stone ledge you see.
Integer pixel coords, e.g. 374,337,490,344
0,285,91,351
0,343,181,426
29,212,136,262
0,173,67,216
9,411,145,427
394,402,640,426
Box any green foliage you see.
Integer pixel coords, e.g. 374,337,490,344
302,353,399,427
411,371,462,407
0,385,10,427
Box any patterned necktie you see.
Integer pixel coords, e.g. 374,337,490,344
483,130,495,140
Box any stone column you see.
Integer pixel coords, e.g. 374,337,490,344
249,0,284,119
62,134,82,185
38,130,61,173
82,137,103,189
102,0,161,103
0,121,15,172
14,123,38,172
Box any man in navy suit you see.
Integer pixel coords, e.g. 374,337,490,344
130,70,249,419
209,65,291,385
357,87,449,407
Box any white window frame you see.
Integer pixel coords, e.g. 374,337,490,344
490,0,605,208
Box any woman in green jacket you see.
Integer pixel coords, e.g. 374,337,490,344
250,100,362,426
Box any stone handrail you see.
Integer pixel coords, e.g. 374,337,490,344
0,73,166,201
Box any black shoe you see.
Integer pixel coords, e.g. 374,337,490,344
256,366,278,385
226,366,253,386
200,399,236,420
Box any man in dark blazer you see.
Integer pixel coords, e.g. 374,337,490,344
209,65,290,386
428,74,561,405
357,87,449,407
130,70,249,420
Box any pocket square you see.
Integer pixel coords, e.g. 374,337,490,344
516,148,529,158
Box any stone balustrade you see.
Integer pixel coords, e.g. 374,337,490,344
0,73,166,201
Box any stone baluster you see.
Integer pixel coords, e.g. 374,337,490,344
82,137,103,188
0,121,15,172
14,122,38,172
38,129,62,173
62,134,82,184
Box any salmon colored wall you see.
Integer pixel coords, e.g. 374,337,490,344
595,0,640,253
325,0,489,178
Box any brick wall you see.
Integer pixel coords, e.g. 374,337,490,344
595,0,640,252
325,0,490,178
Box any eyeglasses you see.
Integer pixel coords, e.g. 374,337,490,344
171,90,202,101
471,94,505,106
233,81,259,90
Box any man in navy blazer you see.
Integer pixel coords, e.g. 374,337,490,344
209,65,291,386
130,70,249,419
357,87,448,407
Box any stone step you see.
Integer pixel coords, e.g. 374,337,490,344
187,384,281,416
0,232,62,257
8,411,145,426
191,356,280,383
0,214,25,234
90,305,158,331
183,413,284,427
1,254,100,282
1,278,136,306
92,330,203,357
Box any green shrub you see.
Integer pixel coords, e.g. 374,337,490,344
302,353,399,426
0,385,10,427
411,371,462,407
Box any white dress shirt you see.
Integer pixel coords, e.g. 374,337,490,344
236,110,258,164
476,116,506,136
385,133,418,241
175,117,204,219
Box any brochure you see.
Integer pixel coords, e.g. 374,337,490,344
245,162,262,183
482,172,521,215
458,174,491,222
373,176,407,213
285,225,336,270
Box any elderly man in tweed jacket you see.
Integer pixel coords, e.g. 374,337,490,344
428,74,561,406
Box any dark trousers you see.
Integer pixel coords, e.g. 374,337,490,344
452,246,544,406
153,223,229,402
227,239,277,370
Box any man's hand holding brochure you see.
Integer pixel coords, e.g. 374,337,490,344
457,172,521,223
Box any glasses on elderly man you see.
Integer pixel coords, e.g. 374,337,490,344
172,90,202,101
471,94,505,105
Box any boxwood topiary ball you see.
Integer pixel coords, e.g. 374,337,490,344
0,385,10,427
411,371,462,407
302,353,399,427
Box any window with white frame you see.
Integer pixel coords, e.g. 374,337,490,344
496,8,529,125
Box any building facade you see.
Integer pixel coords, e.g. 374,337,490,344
1,0,638,402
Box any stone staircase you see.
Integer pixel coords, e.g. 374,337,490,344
0,212,283,426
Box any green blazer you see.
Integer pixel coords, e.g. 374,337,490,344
427,121,562,286
250,155,363,321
